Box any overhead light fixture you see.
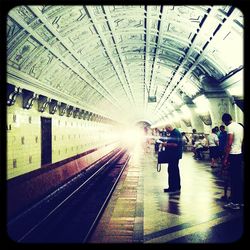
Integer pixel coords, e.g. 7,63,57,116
173,111,181,122
180,105,191,119
181,80,199,97
171,93,183,105
148,96,157,103
167,103,174,111
193,95,210,114
227,82,243,98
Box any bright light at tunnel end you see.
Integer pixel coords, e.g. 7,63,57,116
119,127,145,148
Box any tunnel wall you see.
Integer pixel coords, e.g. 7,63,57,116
7,95,119,179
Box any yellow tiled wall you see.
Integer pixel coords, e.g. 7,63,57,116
7,97,41,179
51,116,117,163
7,96,119,180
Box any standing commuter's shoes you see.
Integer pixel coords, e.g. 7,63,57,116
164,188,172,192
223,202,240,210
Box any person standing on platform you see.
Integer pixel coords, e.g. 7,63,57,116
222,113,244,210
191,129,199,157
214,126,220,137
207,128,220,168
162,124,183,193
181,132,189,152
218,125,229,201
191,129,199,146
218,125,228,161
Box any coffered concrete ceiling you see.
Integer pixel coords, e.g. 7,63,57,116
7,5,243,125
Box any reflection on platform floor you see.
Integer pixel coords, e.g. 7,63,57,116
89,142,243,243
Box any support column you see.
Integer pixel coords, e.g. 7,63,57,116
186,104,204,133
176,109,192,132
205,92,234,127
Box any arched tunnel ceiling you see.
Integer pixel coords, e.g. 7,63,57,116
7,5,243,125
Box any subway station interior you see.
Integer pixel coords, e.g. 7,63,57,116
4,5,245,244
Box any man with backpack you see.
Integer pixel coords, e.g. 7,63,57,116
161,124,183,193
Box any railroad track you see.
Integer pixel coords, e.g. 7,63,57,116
7,148,130,243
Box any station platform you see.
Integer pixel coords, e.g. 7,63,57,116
89,142,244,243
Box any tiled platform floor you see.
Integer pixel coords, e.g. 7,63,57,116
89,142,244,243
